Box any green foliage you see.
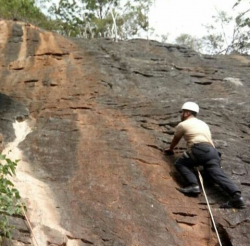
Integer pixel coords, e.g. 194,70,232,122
0,153,23,238
48,0,83,36
118,0,152,39
48,0,153,39
233,0,250,53
160,34,170,43
0,0,59,32
0,0,153,39
200,2,250,54
234,0,250,26
176,6,250,55
175,33,203,53
0,0,36,20
201,11,232,54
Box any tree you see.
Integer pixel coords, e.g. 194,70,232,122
48,0,153,39
175,6,250,55
160,33,170,43
232,0,250,53
175,34,203,53
200,2,250,54
234,0,250,28
201,11,232,54
0,0,59,32
201,8,250,54
117,0,153,39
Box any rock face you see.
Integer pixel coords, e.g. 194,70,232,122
0,20,249,246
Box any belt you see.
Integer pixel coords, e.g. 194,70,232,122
192,142,214,147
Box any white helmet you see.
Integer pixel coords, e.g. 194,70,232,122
181,102,199,113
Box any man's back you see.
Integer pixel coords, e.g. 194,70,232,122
175,117,214,148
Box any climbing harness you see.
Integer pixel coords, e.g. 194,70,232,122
196,168,222,246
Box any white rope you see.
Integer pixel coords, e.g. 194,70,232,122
196,168,223,246
21,205,40,246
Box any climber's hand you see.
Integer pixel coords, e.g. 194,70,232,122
164,149,175,156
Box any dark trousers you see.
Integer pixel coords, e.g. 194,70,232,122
174,143,240,197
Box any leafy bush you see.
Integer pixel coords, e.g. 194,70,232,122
0,0,59,32
0,153,23,238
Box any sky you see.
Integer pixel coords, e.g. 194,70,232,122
148,0,245,42
40,0,248,44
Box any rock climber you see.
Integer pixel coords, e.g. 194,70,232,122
165,102,245,209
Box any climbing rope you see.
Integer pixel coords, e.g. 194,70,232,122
196,168,222,246
21,205,40,246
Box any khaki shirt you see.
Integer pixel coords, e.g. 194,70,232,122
175,117,214,149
